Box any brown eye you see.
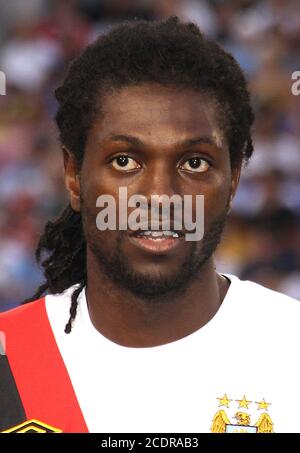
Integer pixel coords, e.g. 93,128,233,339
111,155,141,171
180,157,210,173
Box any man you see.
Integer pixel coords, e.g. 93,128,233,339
0,17,299,434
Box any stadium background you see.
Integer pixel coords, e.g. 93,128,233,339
0,0,299,311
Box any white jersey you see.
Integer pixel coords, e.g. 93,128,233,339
45,274,300,433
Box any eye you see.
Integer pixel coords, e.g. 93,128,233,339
180,157,210,173
111,155,141,171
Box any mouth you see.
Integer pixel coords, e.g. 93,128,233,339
128,229,185,254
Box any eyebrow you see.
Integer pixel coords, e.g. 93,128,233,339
105,134,216,148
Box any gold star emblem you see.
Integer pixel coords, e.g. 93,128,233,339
236,395,252,409
256,398,271,411
217,393,232,408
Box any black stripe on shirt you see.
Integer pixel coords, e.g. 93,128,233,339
0,340,26,431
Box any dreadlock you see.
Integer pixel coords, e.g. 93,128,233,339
24,205,86,333
26,16,254,333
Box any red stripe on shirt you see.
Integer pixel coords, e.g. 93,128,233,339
0,298,88,432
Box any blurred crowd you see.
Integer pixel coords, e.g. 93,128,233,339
0,0,299,311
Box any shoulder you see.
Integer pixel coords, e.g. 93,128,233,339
224,274,300,330
228,274,300,308
0,298,48,356
0,285,77,334
0,286,78,358
0,298,45,328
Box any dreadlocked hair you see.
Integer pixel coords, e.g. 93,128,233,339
27,16,255,332
24,205,86,333
55,16,254,168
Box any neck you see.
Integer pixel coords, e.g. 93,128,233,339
85,251,229,348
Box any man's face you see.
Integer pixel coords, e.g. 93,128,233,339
66,84,240,299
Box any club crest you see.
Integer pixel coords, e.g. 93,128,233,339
211,394,274,433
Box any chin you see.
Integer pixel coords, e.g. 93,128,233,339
120,272,188,301
130,261,183,280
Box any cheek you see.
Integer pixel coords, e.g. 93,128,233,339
80,162,124,253
80,158,119,210
82,200,122,260
201,174,232,220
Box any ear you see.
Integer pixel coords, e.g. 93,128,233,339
229,165,241,209
63,146,81,212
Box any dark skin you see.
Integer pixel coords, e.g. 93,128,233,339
64,84,241,348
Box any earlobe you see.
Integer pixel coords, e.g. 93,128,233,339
229,166,241,209
62,146,81,212
228,193,234,211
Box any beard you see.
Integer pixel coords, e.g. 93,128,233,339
84,204,230,301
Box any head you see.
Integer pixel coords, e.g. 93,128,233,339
27,17,254,332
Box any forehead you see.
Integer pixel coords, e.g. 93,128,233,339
97,84,224,146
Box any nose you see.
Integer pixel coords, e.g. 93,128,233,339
136,161,183,228
141,160,180,201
